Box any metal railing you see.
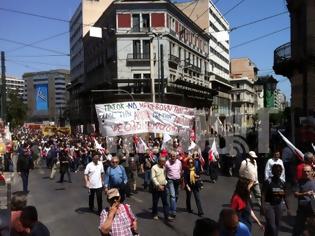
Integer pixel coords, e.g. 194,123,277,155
169,54,180,64
274,42,291,65
127,53,150,60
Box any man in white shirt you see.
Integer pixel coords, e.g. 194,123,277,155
265,151,285,182
239,151,262,208
84,152,104,215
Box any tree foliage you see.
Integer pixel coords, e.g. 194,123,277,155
6,91,27,129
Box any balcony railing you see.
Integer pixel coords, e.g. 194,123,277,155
184,61,201,74
274,42,291,65
126,53,150,66
273,42,293,77
169,54,180,64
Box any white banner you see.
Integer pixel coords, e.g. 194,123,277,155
95,102,195,136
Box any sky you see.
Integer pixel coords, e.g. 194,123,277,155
0,0,291,100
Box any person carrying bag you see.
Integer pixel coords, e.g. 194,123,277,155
99,188,138,236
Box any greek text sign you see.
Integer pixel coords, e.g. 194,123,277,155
95,102,195,136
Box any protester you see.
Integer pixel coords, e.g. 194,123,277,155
282,146,295,185
57,148,72,183
184,157,204,217
265,151,285,182
262,164,290,236
20,206,50,236
165,150,182,218
99,188,138,236
84,152,104,215
17,144,34,193
140,148,155,191
239,151,261,209
193,218,219,236
126,153,138,194
219,208,251,236
151,156,171,221
231,178,264,232
296,152,314,181
11,191,29,236
104,156,128,202
292,165,315,236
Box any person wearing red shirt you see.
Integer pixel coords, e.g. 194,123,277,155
296,152,314,181
231,178,264,232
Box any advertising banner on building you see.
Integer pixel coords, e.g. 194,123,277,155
41,125,71,137
95,102,195,136
35,84,48,111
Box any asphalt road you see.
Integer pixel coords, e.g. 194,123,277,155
10,167,295,236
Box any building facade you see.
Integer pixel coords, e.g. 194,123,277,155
23,69,70,122
230,58,260,129
70,0,218,128
230,77,257,128
5,76,24,99
274,89,287,111
69,0,115,121
273,0,315,145
176,0,232,116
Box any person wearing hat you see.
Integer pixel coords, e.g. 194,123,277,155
151,156,171,221
239,151,262,209
99,188,138,236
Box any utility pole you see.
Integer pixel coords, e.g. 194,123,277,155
160,44,164,103
1,51,6,122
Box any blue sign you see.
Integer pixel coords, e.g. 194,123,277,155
35,84,48,111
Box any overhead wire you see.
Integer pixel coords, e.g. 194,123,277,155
230,26,290,50
188,0,199,18
223,0,246,16
6,59,69,67
7,31,69,53
0,7,69,23
0,37,69,55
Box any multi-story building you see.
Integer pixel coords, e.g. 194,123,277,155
230,58,259,129
230,58,258,81
273,0,315,145
23,69,70,122
176,0,232,116
5,76,24,99
70,0,218,129
69,0,114,123
230,77,257,129
274,89,287,111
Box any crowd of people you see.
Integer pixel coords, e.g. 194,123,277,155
1,126,315,236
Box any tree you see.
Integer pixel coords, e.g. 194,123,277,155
6,91,27,129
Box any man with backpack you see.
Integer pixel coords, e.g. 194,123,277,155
239,151,262,209
104,156,128,202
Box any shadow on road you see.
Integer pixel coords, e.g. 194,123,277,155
136,209,153,219
55,187,66,191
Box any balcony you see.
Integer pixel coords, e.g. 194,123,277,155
184,62,201,74
126,53,150,67
273,42,294,77
169,54,180,68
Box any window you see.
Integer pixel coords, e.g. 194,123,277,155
143,40,150,58
178,47,181,60
237,83,240,88
142,14,150,30
237,94,240,101
133,40,141,58
132,14,140,32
